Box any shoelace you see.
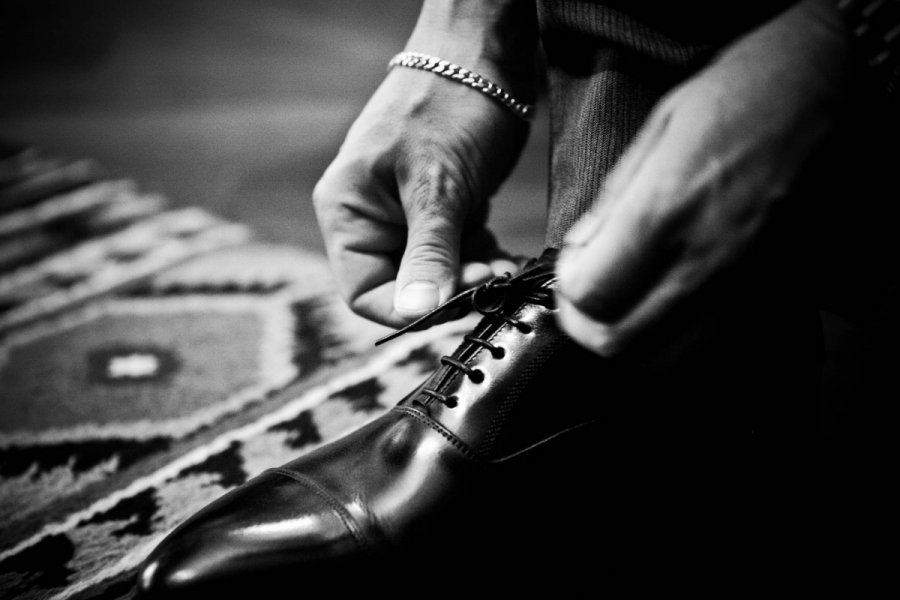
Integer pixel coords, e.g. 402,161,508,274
376,260,556,408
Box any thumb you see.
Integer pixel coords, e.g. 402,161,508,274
394,199,464,320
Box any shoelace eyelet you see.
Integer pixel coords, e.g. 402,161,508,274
383,261,554,406
418,389,459,409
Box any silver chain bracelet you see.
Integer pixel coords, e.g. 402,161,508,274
387,51,534,120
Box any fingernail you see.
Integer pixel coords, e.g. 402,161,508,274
563,216,600,247
396,282,439,315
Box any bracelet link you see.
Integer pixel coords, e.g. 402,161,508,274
388,51,534,120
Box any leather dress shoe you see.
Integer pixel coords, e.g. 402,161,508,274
135,248,821,595
135,249,660,595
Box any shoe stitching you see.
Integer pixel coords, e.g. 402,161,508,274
392,405,481,461
478,313,552,455
264,467,369,552
486,418,604,464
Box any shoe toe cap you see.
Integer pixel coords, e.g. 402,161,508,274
136,469,368,597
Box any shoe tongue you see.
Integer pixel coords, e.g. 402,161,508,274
513,248,558,281
539,247,559,262
410,250,561,443
533,247,558,270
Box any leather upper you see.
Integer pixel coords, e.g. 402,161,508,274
137,250,643,595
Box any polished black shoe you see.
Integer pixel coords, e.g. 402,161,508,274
135,249,653,595
135,248,824,595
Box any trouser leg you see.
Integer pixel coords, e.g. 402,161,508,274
536,4,831,572
539,2,824,441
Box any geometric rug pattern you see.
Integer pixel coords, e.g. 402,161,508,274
0,145,471,599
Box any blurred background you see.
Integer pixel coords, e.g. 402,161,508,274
0,0,548,257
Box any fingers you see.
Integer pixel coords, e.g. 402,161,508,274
314,64,529,328
315,150,510,327
314,163,409,326
555,89,731,358
460,256,523,288
564,107,673,249
391,155,520,319
558,106,681,324
458,226,521,288
393,161,468,318
558,186,679,324
556,259,714,358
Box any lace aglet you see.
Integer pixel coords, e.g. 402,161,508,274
375,331,403,346
373,287,478,347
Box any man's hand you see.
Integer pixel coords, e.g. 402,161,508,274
314,0,536,327
556,0,853,358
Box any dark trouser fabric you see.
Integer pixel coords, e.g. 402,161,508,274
538,0,897,442
538,0,824,439
535,0,896,576
540,2,715,247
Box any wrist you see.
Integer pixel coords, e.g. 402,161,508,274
404,0,538,101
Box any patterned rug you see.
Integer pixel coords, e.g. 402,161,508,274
0,145,473,599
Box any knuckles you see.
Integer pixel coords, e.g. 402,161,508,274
311,177,335,215
555,296,624,358
555,252,600,308
400,237,457,272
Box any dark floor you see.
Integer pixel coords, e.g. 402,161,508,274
0,0,549,257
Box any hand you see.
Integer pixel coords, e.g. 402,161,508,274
555,0,853,358
313,2,536,327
